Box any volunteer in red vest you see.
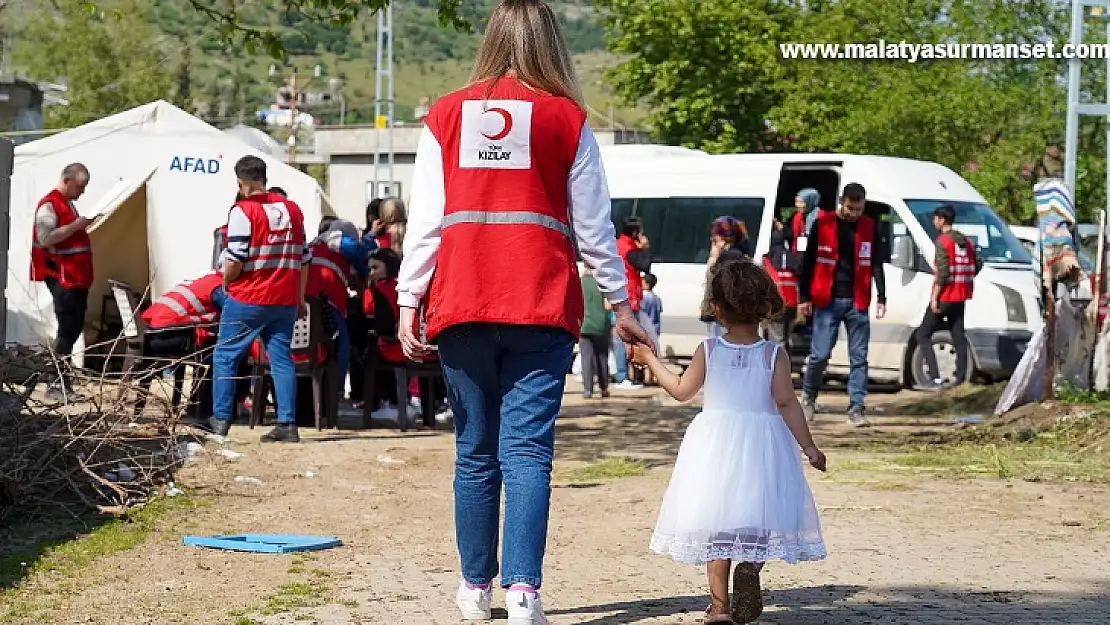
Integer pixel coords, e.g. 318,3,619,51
917,204,981,389
393,3,652,621
797,183,886,427
30,163,94,402
786,187,820,253
763,223,798,348
140,271,236,421
307,217,372,401
209,156,309,443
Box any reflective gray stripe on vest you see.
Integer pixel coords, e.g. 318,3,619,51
170,286,211,316
442,210,571,239
311,256,349,286
54,247,91,255
244,257,301,271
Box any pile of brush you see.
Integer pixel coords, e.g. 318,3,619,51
0,346,190,520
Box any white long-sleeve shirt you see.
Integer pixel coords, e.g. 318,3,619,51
397,123,629,308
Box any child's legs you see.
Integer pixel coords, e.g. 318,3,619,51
579,336,598,395
706,559,731,611
590,334,609,391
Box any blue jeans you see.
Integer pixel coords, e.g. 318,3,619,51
213,296,298,424
802,298,870,409
437,323,574,589
612,336,628,383
327,306,350,398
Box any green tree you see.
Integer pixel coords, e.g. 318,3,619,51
85,0,468,57
173,46,193,110
596,0,795,152
15,0,174,128
598,0,1088,223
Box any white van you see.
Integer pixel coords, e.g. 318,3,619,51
599,148,1042,387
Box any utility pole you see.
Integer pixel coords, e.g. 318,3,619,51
271,64,321,167
373,5,395,199
1061,0,1110,398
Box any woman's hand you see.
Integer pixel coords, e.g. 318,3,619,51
398,306,433,361
612,301,653,351
630,343,656,366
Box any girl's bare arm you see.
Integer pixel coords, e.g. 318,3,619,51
633,343,706,402
771,348,826,470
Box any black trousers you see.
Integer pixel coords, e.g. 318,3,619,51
917,301,968,384
579,333,610,395
45,276,88,358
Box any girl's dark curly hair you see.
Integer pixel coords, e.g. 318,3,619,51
701,259,784,325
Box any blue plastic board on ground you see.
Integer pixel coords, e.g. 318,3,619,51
183,533,342,553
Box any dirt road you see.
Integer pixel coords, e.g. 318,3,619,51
3,389,1108,624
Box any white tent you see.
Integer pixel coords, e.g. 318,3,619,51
7,100,333,355
223,123,285,160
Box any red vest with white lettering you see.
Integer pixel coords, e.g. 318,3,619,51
140,272,223,350
30,189,94,289
616,234,644,311
763,257,799,308
307,238,352,316
790,211,806,250
937,232,976,303
226,192,306,307
421,78,586,340
809,210,875,311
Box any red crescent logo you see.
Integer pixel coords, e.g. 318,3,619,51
481,107,513,141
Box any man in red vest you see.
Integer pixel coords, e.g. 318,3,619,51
917,204,981,389
30,163,94,402
797,183,886,427
209,156,309,443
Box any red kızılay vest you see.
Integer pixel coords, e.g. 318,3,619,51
809,210,876,311
763,257,799,308
30,189,94,289
226,192,306,307
307,237,352,316
937,232,976,303
140,272,223,343
421,77,586,340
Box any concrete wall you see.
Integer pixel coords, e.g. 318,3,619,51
327,155,416,225
0,138,12,344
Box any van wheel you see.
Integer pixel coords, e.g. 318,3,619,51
910,331,971,388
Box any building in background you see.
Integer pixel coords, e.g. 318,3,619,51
0,77,43,146
313,123,649,224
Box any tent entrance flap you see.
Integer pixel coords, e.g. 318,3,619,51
84,182,151,359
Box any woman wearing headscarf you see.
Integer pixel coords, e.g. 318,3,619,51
787,187,821,255
395,2,653,621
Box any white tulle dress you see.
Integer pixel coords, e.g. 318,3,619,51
649,337,827,565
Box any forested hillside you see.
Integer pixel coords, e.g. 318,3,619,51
148,0,631,126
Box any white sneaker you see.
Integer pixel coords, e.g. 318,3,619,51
407,397,422,418
456,582,492,621
615,380,644,391
371,402,398,421
506,589,549,625
435,407,454,423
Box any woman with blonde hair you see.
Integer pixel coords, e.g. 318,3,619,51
396,1,652,622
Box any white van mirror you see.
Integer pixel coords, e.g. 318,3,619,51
891,235,916,270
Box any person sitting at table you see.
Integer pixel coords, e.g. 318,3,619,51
139,271,248,423
306,217,374,404
363,248,428,422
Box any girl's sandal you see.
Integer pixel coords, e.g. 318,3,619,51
703,605,735,624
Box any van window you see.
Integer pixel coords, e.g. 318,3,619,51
610,197,765,264
906,199,1032,265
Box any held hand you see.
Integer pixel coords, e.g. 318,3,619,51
74,216,93,231
630,343,655,366
399,306,433,361
798,301,813,317
612,302,653,351
638,234,650,249
876,303,887,319
803,446,827,472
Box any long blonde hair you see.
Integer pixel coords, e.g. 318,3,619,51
469,0,584,109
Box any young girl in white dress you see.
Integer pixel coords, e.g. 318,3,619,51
632,259,828,624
